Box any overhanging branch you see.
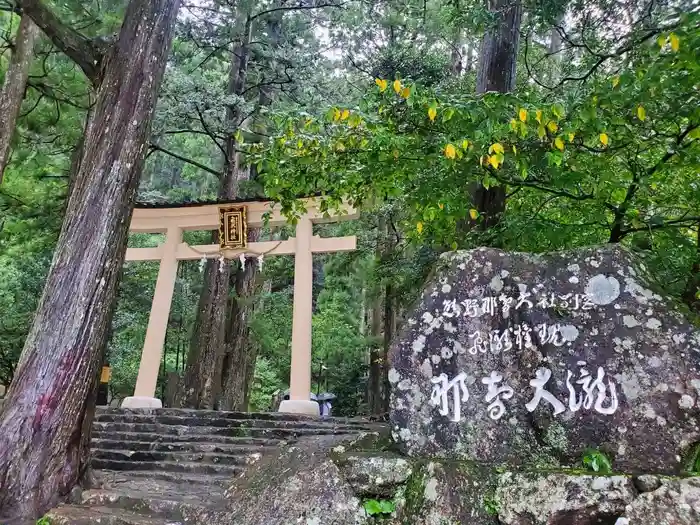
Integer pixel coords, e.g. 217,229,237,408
149,143,221,178
19,0,102,83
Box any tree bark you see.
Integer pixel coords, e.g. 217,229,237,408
0,0,180,520
368,217,384,415
0,15,39,185
178,15,254,410
471,0,523,229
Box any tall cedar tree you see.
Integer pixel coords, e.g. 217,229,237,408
0,15,39,184
471,0,523,228
0,0,180,519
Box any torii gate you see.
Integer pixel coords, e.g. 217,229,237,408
120,198,357,416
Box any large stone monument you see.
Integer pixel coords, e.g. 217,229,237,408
390,245,700,474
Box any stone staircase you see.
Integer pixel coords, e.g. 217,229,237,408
46,408,383,524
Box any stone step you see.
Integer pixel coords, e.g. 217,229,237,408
45,505,173,525
91,458,244,476
93,448,251,466
94,469,233,487
82,489,225,519
92,422,359,438
93,413,371,431
93,470,228,495
96,407,371,426
92,431,288,446
92,438,278,455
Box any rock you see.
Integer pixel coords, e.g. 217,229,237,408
389,245,700,473
340,453,413,497
633,474,662,493
223,434,369,525
620,477,700,524
393,461,498,525
496,472,636,525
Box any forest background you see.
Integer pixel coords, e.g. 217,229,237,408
0,0,698,418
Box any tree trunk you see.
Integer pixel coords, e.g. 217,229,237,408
219,12,285,410
0,0,180,519
175,258,230,409
367,217,384,415
682,222,700,314
381,285,395,415
449,27,463,76
178,15,254,410
0,15,39,184
470,0,523,228
219,252,259,411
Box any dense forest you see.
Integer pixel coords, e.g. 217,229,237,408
0,0,698,518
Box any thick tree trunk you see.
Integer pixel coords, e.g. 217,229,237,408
0,15,39,184
175,258,230,409
0,0,179,520
449,27,463,76
219,251,259,411
178,15,254,409
682,222,700,314
471,0,522,228
217,12,285,410
381,285,395,415
368,217,384,415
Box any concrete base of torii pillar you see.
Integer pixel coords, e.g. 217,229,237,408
121,396,163,409
277,399,320,416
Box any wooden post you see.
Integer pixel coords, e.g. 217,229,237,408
123,226,182,408
279,217,319,415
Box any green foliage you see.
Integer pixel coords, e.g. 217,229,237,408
363,498,396,517
35,517,50,525
582,449,613,474
482,494,500,516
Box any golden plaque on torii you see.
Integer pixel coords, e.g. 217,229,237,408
218,206,247,249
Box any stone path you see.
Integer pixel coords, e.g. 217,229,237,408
46,408,383,524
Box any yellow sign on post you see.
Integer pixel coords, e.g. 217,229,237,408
218,206,247,249
100,366,111,383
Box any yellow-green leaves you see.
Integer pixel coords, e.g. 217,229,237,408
535,110,543,124
428,107,437,122
600,133,609,146
519,108,528,122
416,221,424,234
670,33,680,52
554,137,565,151
637,105,646,121
469,208,479,220
551,103,565,119
537,125,546,139
510,118,518,131
612,76,620,88
444,143,457,159
568,132,575,143
340,109,350,120
488,143,504,155
400,87,410,99
375,78,388,92
461,139,469,150
485,145,504,169
658,33,680,52
547,121,559,133
393,79,402,94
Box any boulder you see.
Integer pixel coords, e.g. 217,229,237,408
389,245,700,473
619,477,700,524
496,472,636,524
224,434,369,525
